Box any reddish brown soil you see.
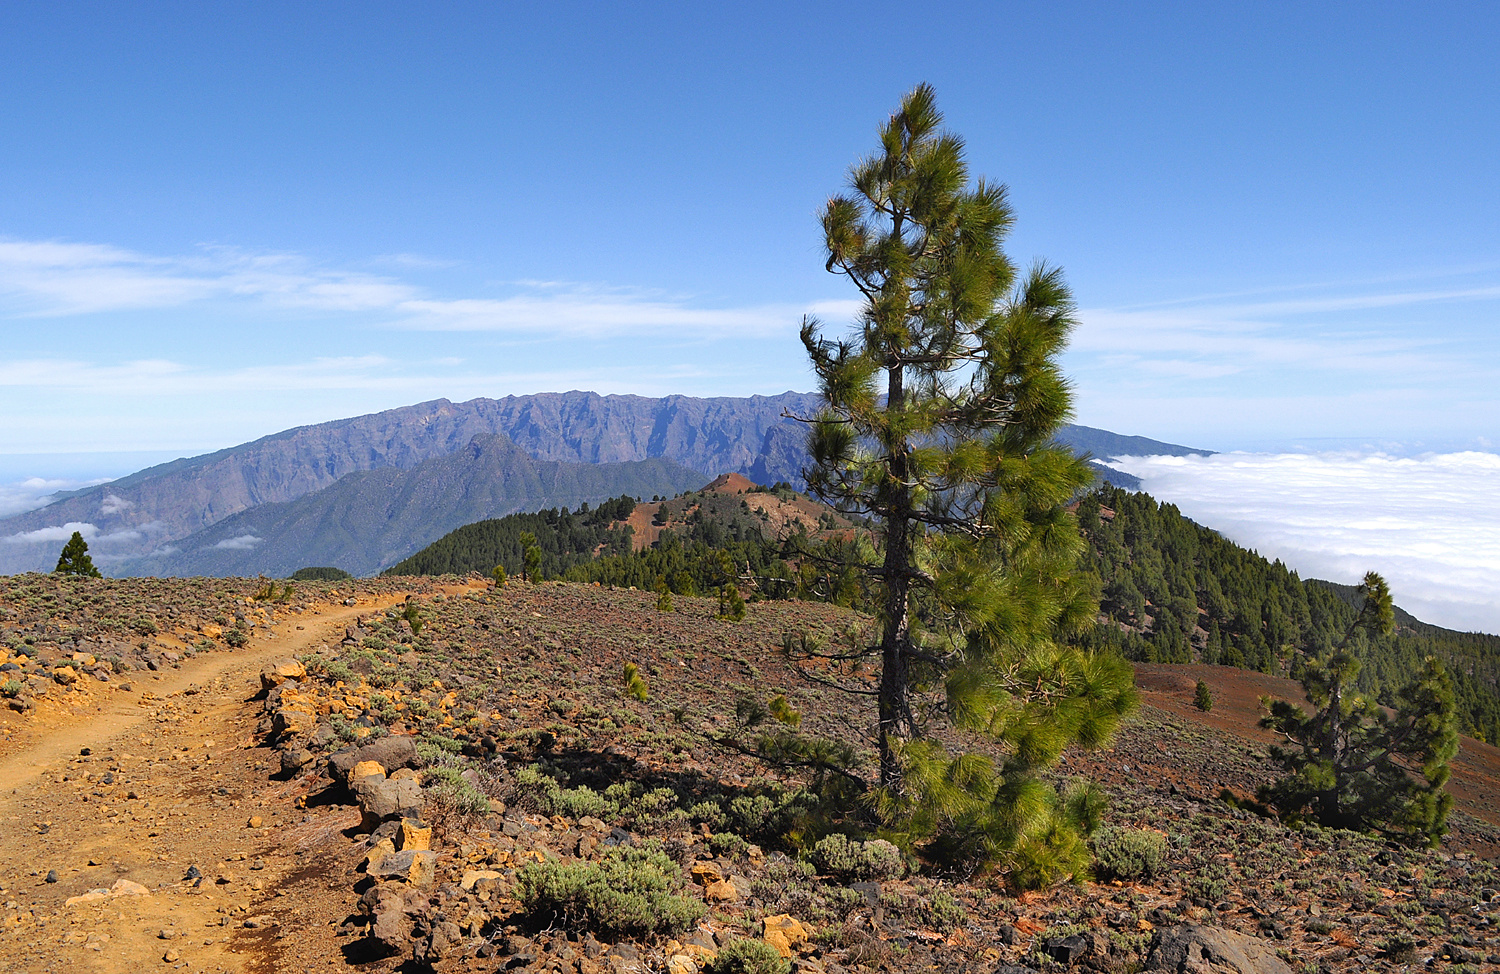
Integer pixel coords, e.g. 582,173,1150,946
0,584,481,974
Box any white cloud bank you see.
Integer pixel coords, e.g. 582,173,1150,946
1104,451,1500,635
0,519,147,546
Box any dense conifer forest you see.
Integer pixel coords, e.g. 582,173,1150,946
1076,486,1500,744
382,495,640,578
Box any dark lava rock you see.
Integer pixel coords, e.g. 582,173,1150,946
1146,923,1293,974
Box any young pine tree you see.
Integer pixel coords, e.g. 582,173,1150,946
795,84,1135,880
718,583,746,622
519,532,542,585
1259,572,1458,846
1194,679,1213,712
54,530,102,578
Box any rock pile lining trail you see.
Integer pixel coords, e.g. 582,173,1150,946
0,587,459,974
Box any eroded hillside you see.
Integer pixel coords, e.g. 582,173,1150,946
5,576,1498,973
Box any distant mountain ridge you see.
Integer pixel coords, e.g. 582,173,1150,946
0,390,1208,576
139,434,705,578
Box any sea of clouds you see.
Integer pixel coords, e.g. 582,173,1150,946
1104,451,1500,635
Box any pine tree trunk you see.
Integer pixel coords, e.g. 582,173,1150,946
877,362,917,791
1320,681,1345,826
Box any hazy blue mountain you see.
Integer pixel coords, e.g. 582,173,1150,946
133,434,706,578
1057,427,1212,461
0,389,1204,575
0,392,819,573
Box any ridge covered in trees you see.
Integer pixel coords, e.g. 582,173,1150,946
383,495,640,579
1076,485,1500,744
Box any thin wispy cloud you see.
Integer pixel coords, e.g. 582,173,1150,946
1071,271,1500,404
0,355,753,400
0,236,836,337
1075,307,1454,379
211,534,262,550
1104,451,1500,635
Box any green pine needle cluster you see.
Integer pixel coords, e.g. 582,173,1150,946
622,662,649,702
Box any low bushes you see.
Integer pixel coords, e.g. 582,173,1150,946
515,845,704,938
806,833,906,880
1092,826,1167,880
706,939,789,974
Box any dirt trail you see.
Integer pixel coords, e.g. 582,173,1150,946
0,593,409,974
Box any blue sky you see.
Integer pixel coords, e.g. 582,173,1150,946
0,2,1496,461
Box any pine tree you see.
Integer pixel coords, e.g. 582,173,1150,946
1259,572,1458,846
794,84,1135,880
519,532,542,585
1194,679,1213,712
718,583,745,622
54,531,101,578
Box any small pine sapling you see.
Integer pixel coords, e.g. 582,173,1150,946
623,662,649,702
401,601,424,636
1194,679,1213,712
768,694,801,728
1259,572,1458,846
654,579,674,613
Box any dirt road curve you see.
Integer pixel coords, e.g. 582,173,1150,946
0,593,408,974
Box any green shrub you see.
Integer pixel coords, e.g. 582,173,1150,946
424,767,491,817
726,789,813,839
1092,826,1167,880
224,627,249,648
706,938,790,974
1194,679,1213,712
807,833,906,880
515,845,704,938
514,766,615,819
709,832,750,859
919,890,967,935
0,678,21,698
1380,934,1416,963
688,800,728,831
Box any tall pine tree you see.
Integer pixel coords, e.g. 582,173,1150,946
1260,572,1458,846
795,84,1135,880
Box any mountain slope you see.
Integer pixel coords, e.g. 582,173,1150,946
0,387,1206,575
134,434,706,578
0,392,821,573
384,471,864,589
